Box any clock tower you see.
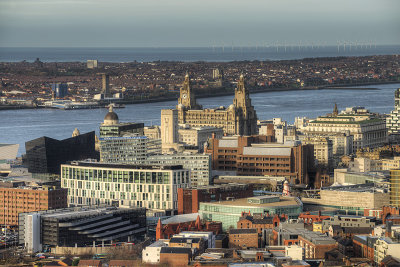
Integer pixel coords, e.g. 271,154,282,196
177,73,202,110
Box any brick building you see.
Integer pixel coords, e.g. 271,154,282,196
169,237,206,255
298,232,337,259
156,215,222,240
160,247,192,267
353,235,378,260
298,211,331,225
0,185,67,226
178,184,253,214
382,206,400,223
205,136,314,185
237,211,287,234
228,228,259,249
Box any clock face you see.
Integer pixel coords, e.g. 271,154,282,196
182,93,187,99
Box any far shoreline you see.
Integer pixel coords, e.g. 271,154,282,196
1,80,399,111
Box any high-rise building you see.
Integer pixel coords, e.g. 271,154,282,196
176,74,258,136
51,83,68,98
390,169,400,208
386,88,400,135
61,161,190,211
101,73,110,97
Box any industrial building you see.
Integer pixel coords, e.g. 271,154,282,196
19,206,146,253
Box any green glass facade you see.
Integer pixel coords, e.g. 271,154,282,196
199,199,302,230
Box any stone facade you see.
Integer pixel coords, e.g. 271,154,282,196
177,74,258,136
304,107,386,151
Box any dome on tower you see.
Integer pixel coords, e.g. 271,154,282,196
103,105,119,125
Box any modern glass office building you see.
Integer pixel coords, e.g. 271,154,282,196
147,153,211,186
99,136,161,164
61,161,190,211
199,195,303,230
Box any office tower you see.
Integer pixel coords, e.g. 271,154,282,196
51,83,68,98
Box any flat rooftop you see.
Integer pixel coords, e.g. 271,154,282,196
64,161,184,170
202,196,300,208
23,206,144,219
322,183,388,193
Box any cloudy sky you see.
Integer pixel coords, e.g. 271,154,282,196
0,0,399,47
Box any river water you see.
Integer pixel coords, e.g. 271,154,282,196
1,83,399,155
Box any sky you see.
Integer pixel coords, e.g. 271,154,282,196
0,0,399,47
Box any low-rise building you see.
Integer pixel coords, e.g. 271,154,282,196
160,247,192,267
19,206,146,253
297,231,337,259
229,228,259,249
302,184,390,215
322,215,376,232
178,184,253,214
199,195,303,231
374,237,400,265
237,212,287,234
142,239,168,264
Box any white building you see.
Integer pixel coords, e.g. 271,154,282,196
374,237,400,265
146,153,211,186
142,239,169,264
174,231,215,249
61,161,190,211
304,107,386,151
386,88,400,135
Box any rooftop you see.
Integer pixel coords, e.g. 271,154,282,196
229,229,258,234
201,196,300,208
64,161,184,170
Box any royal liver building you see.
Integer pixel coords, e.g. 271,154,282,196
176,73,258,136
387,88,400,135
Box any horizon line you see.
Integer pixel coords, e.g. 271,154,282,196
1,44,400,49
